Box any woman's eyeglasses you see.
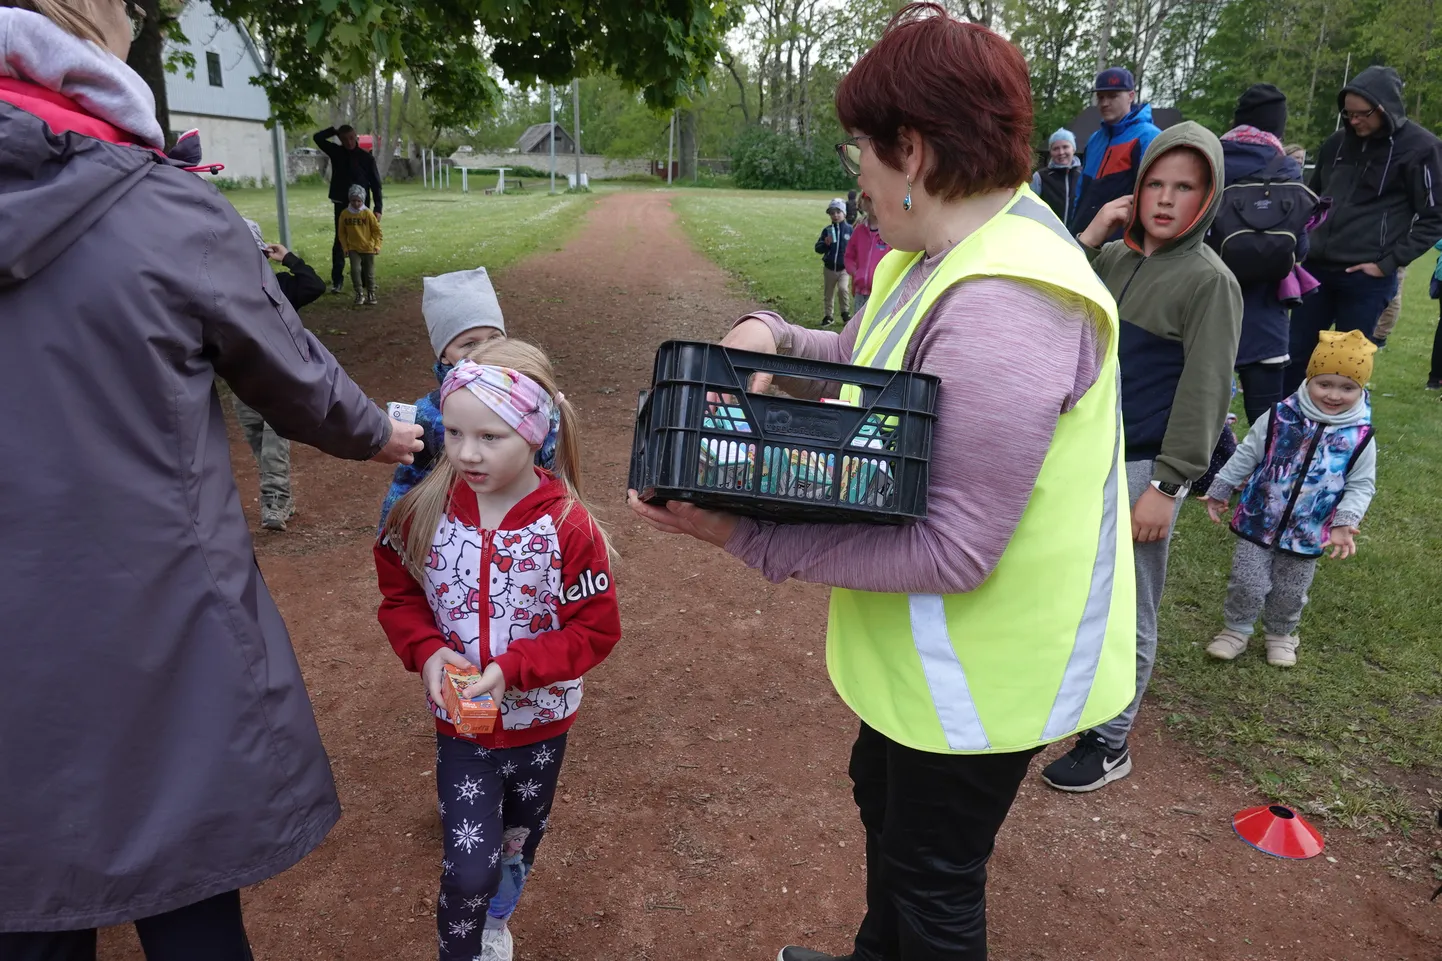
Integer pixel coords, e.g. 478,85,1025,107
835,135,872,177
124,0,147,40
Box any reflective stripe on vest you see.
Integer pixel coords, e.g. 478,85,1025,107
1041,379,1123,741
904,377,1124,752
825,185,1136,755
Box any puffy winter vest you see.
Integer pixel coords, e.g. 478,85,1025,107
1231,394,1374,557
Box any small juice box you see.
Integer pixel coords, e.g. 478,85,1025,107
442,663,499,735
387,401,418,425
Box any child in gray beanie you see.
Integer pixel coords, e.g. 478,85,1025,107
378,267,509,524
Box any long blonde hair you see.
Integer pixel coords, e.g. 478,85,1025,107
1,1,108,46
381,338,612,579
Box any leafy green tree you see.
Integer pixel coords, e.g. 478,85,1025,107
127,0,731,135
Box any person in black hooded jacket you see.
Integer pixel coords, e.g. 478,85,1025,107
1284,66,1442,395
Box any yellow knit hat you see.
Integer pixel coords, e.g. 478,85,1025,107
1306,329,1377,386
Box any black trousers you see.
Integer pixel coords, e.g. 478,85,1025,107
1430,299,1442,382
330,202,347,288
849,723,1037,960
0,891,252,961
1236,362,1285,426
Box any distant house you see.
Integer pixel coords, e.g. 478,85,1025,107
165,1,272,183
516,122,575,155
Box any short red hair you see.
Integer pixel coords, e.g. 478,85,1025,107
836,3,1033,200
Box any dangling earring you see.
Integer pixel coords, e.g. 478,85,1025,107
903,180,913,212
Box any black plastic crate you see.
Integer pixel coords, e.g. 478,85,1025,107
629,340,939,524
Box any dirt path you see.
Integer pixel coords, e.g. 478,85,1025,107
104,191,1441,960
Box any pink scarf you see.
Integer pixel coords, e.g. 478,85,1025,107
1220,124,1284,155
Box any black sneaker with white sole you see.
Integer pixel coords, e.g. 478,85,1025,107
1040,730,1131,792
777,948,853,961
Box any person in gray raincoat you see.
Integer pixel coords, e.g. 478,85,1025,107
0,1,423,956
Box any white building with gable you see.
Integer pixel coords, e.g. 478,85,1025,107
165,0,272,183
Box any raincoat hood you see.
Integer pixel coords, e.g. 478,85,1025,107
1339,65,1408,137
1105,101,1154,136
0,7,169,287
1125,120,1226,256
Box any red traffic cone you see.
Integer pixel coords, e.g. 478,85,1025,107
1232,804,1324,859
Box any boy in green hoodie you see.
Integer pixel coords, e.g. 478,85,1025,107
1043,122,1243,793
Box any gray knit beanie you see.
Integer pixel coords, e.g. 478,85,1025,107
422,267,506,359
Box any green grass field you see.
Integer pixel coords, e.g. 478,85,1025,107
673,190,1442,833
223,182,593,290
673,190,848,324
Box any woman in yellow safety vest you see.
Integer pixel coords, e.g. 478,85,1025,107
629,4,1136,958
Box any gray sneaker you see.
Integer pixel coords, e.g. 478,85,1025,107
260,501,295,532
352,289,364,306
479,926,513,961
777,949,852,961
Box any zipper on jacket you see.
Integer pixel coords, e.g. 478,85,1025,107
478,527,494,667
1116,258,1146,308
1270,424,1326,546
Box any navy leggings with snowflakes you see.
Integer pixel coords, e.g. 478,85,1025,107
434,731,567,961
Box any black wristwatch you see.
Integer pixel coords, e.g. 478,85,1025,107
1150,480,1184,498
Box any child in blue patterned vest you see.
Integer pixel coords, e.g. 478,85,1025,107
1201,329,1378,667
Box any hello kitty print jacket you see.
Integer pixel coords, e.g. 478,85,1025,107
376,470,621,748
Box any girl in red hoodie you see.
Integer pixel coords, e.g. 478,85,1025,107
376,341,620,961
843,192,890,319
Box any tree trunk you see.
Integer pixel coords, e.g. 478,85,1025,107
720,51,751,124
377,71,404,179
125,0,171,143
371,70,382,141
679,109,698,180
1095,0,1118,71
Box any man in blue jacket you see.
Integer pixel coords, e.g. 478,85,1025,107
1069,67,1162,238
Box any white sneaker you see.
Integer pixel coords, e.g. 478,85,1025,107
478,926,513,961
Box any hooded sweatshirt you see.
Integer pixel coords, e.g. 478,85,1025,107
1308,66,1442,274
1086,121,1244,486
1070,101,1162,236
375,470,622,749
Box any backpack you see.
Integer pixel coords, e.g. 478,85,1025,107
1208,155,1319,285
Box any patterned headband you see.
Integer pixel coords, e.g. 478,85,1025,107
439,361,557,448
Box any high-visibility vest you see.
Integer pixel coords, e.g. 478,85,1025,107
830,186,1137,755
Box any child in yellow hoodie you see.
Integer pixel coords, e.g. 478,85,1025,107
338,183,383,305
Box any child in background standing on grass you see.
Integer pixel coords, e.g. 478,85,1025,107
843,193,889,319
1203,330,1377,667
816,197,852,326
339,183,383,305
379,267,520,525
376,349,621,961
1042,122,1243,794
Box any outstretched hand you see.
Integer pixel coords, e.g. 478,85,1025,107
1324,525,1358,559
373,417,424,465
627,490,739,549
1203,496,1230,524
